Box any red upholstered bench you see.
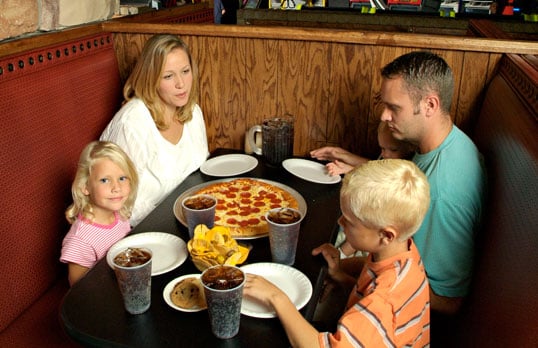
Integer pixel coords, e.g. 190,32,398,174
0,32,122,347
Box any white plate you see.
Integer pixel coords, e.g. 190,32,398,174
163,274,207,312
283,158,341,184
173,178,307,240
201,154,258,177
107,232,187,276
240,263,312,318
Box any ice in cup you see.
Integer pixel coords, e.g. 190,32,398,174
113,247,152,315
201,265,245,339
266,208,303,265
181,194,217,239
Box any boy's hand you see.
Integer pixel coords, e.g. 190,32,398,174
243,274,285,308
312,243,342,278
312,243,360,290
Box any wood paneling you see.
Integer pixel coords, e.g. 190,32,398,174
105,23,538,157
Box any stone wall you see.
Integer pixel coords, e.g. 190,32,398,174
0,0,120,42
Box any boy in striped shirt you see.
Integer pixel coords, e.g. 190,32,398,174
243,159,431,347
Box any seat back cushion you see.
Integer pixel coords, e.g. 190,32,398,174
457,54,538,347
0,32,122,331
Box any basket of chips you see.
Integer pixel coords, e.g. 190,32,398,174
187,225,250,271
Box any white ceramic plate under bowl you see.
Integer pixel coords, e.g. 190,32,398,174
107,232,187,276
240,263,312,318
163,274,207,312
200,154,258,177
282,158,341,184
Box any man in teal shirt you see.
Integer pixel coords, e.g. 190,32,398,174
380,51,486,314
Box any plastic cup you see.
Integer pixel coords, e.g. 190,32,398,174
181,194,217,238
201,265,245,339
112,247,152,315
266,207,304,265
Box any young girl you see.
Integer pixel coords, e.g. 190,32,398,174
311,121,416,258
60,141,139,286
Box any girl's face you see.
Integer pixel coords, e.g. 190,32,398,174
83,158,131,221
158,48,192,115
338,196,383,255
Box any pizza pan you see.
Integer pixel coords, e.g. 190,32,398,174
173,178,307,240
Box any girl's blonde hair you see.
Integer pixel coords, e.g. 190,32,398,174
341,159,430,240
123,34,199,129
65,141,139,224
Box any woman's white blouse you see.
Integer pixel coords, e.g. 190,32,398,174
100,98,209,226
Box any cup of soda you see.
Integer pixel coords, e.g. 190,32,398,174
113,247,152,314
201,265,245,339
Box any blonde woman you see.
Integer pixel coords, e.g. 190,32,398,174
60,141,139,286
101,34,209,226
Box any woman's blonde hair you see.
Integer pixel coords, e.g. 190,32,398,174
123,34,199,129
65,141,139,224
341,159,430,240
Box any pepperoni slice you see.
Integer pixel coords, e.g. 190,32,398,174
216,204,227,210
226,210,238,215
241,185,251,191
266,193,277,199
226,218,238,225
248,218,260,225
240,198,252,205
238,220,249,227
228,186,240,192
225,193,237,199
240,191,251,198
270,198,282,204
253,201,265,207
250,207,261,214
270,204,282,209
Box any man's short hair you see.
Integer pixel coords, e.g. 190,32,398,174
381,51,454,114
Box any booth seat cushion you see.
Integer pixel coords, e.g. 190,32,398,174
450,54,538,347
0,32,122,338
0,279,81,348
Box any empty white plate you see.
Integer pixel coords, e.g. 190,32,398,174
283,158,341,184
241,263,312,318
200,154,258,177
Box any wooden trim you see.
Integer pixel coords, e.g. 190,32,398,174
0,24,103,58
101,22,538,55
500,54,538,121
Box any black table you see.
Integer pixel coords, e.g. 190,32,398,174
60,149,342,348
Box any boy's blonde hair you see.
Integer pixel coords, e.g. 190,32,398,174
341,159,430,240
65,141,139,224
123,34,199,130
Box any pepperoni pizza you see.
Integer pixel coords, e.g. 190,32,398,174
193,178,299,238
